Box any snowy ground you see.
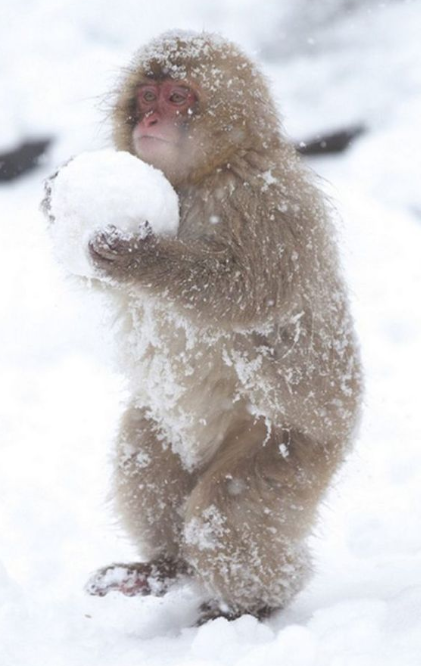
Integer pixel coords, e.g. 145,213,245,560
1,1,421,664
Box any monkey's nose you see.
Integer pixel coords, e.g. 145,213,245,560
143,113,159,128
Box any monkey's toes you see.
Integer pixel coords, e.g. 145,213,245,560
196,600,276,625
85,559,191,597
85,564,152,597
196,600,242,625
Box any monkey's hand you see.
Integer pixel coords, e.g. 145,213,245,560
41,159,74,224
85,559,191,597
88,223,155,279
41,170,60,224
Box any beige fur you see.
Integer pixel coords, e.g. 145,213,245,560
85,31,362,619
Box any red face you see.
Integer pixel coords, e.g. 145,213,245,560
132,80,199,183
133,80,198,152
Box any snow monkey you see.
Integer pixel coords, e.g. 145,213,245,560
84,31,362,623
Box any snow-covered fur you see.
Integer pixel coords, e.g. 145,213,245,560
94,31,362,616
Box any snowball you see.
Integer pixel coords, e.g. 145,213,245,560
47,150,179,277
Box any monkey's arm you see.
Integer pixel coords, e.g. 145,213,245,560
89,222,298,327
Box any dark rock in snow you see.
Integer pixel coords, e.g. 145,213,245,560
0,138,52,182
296,125,365,156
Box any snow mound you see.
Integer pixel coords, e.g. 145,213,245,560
47,150,179,277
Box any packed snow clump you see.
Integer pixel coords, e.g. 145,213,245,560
47,150,179,277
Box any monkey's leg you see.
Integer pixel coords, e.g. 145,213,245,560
182,420,334,622
87,404,195,597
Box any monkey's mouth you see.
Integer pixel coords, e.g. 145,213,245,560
138,135,172,144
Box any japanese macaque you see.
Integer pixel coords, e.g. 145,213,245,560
71,31,362,623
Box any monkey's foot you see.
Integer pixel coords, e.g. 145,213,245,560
196,600,275,625
85,558,191,597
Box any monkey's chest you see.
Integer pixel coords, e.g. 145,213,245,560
118,299,238,470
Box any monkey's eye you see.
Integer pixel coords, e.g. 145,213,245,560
142,90,157,103
169,91,188,105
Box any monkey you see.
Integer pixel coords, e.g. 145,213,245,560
48,31,363,623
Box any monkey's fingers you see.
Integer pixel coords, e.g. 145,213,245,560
41,180,55,223
88,226,133,262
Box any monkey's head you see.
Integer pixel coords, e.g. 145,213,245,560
112,31,281,187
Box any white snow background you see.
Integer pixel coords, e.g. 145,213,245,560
1,1,421,664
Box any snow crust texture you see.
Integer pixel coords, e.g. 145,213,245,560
47,150,179,276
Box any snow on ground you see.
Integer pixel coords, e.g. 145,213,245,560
1,1,421,664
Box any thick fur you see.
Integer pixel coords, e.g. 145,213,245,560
88,32,362,617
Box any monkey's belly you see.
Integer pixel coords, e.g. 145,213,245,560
117,298,239,470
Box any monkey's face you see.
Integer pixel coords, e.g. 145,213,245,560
113,32,281,186
132,80,199,183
